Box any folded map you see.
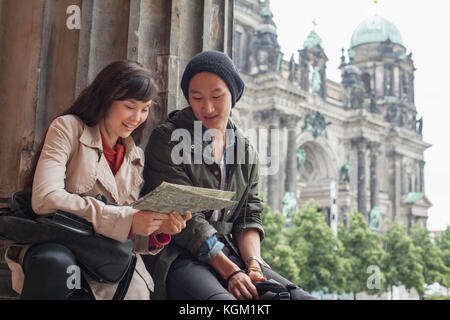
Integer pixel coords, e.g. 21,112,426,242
131,181,237,214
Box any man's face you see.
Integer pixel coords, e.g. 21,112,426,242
188,72,232,133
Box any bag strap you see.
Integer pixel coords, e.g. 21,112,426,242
112,255,137,300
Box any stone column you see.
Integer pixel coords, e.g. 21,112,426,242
419,160,425,193
298,51,309,92
369,141,381,210
283,114,301,193
393,65,400,97
352,137,368,219
393,152,403,219
264,109,281,212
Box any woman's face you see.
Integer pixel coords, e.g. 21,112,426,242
101,99,151,145
188,72,232,134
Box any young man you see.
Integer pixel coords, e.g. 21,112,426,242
141,51,314,300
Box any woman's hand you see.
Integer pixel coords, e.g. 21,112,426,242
227,270,259,300
156,210,192,235
132,210,169,236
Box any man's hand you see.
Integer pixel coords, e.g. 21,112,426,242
247,267,267,283
227,270,259,300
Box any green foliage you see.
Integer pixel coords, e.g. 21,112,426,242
261,205,300,283
410,224,448,286
382,221,425,295
339,209,385,297
425,294,450,300
285,199,351,294
260,197,447,299
436,226,450,288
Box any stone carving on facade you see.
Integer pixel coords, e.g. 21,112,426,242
350,86,366,109
385,104,398,124
302,111,331,139
398,110,407,127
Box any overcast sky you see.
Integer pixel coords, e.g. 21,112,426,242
269,0,450,230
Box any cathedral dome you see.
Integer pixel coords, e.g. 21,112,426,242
350,14,404,48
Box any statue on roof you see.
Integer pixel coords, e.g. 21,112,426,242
310,66,322,95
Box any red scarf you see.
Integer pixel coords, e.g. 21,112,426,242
100,131,125,176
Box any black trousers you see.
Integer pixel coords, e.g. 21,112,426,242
21,242,93,300
166,241,316,300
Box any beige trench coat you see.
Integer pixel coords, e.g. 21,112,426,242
5,114,160,300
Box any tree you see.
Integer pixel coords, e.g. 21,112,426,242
410,224,448,288
436,226,450,292
339,209,386,299
382,221,425,298
261,204,300,284
285,199,351,295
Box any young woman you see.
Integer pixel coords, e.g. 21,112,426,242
4,60,191,300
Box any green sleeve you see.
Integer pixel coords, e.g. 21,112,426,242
232,148,265,241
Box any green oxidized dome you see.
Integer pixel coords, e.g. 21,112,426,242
350,14,404,48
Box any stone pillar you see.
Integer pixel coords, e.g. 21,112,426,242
375,63,384,97
352,137,368,219
393,151,403,219
283,114,301,193
419,160,425,193
264,109,281,211
298,51,309,92
320,64,327,99
393,65,400,97
369,141,381,210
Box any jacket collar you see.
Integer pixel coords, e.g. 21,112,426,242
168,106,249,150
79,122,144,166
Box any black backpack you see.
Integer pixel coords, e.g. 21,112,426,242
254,279,300,300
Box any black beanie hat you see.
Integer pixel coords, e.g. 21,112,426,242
180,50,244,108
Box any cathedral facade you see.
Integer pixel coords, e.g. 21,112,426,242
232,0,432,233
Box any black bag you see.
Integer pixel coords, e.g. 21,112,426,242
254,279,299,300
0,190,134,285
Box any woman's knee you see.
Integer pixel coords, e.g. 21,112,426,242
23,242,77,273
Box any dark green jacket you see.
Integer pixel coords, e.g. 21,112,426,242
141,107,264,299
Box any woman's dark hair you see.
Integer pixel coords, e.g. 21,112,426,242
62,60,158,145
25,60,157,188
